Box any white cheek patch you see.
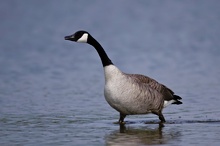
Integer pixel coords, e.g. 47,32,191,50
77,33,88,43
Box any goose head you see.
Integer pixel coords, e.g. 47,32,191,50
65,30,89,43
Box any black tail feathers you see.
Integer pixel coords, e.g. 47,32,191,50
172,100,182,105
173,95,182,100
172,95,182,105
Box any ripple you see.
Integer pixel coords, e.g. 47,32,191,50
140,119,220,124
112,119,220,125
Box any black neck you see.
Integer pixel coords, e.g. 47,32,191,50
87,35,113,67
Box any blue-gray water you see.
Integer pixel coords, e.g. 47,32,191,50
1,0,220,145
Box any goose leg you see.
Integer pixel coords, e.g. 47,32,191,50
119,113,126,124
158,113,166,123
152,111,166,123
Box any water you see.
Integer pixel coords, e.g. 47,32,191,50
1,0,220,145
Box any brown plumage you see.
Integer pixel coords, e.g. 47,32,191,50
126,73,177,101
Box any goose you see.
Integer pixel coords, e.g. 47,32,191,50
64,30,182,124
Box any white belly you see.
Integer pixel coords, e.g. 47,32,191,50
103,65,154,115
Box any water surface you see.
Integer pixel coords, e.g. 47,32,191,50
1,0,220,145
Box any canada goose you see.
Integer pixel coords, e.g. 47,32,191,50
64,30,182,124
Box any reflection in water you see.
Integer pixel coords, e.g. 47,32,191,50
106,124,181,145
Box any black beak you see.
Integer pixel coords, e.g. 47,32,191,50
64,35,75,41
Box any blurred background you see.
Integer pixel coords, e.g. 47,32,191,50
0,0,220,145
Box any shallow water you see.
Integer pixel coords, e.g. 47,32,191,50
1,0,220,145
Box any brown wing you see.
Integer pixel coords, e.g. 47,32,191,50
126,73,175,101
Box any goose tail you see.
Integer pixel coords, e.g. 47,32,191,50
172,95,182,105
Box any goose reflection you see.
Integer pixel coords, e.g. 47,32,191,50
106,123,181,145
